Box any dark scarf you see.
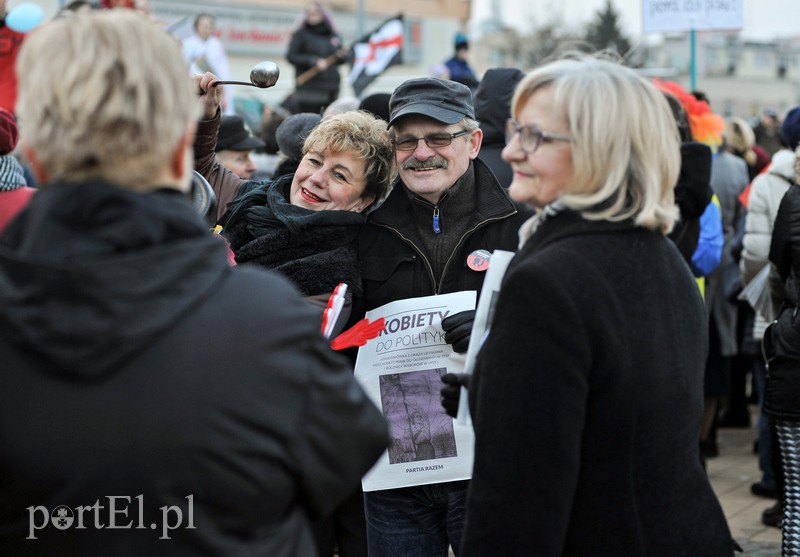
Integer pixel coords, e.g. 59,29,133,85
222,176,365,297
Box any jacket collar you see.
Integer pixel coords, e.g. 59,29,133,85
521,209,642,254
368,157,517,229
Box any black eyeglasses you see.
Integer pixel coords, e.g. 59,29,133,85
505,119,572,153
391,129,470,151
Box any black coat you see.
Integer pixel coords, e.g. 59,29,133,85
766,183,800,420
474,67,525,189
0,181,388,556
668,141,713,265
464,210,735,556
286,21,344,96
222,176,364,298
357,158,532,312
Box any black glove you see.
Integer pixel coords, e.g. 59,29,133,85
440,373,471,418
441,310,475,354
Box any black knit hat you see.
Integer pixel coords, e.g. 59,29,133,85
275,113,322,161
216,115,265,152
780,106,800,150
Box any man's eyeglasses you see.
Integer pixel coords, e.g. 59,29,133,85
391,129,470,151
505,119,572,154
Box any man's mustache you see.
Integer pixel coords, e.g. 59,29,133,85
402,157,448,171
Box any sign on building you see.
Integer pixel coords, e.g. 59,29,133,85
643,0,743,33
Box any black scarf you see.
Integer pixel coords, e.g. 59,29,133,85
222,176,365,297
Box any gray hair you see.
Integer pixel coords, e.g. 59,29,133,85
16,10,198,190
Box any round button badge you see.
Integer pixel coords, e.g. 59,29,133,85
467,249,491,271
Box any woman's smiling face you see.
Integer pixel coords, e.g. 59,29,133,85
289,149,374,212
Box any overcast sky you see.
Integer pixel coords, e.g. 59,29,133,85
471,0,800,42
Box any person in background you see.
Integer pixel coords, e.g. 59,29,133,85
461,54,736,556
0,108,34,234
285,2,348,115
323,96,359,118
443,33,480,91
182,13,234,115
660,90,713,267
251,103,289,180
727,116,771,182
0,11,388,555
740,105,800,527
428,63,450,80
215,115,265,180
715,118,764,430
699,122,750,458
722,116,768,432
765,145,800,555
754,107,784,157
273,112,322,178
356,76,532,556
56,0,95,18
474,67,525,188
358,92,391,123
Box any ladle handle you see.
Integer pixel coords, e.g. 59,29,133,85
210,80,256,87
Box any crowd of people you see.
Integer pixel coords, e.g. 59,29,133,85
1,2,800,557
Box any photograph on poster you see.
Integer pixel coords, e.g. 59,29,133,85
379,368,457,465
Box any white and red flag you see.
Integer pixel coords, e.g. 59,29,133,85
349,15,404,98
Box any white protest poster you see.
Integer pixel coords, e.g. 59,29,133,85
354,291,477,492
642,0,743,33
456,250,516,426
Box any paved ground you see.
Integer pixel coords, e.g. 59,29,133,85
707,415,782,556
444,408,783,556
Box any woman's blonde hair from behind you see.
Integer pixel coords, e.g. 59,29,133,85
16,10,198,191
512,54,681,233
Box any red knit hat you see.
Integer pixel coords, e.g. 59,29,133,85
0,109,20,155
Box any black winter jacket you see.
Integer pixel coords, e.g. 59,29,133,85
286,21,344,96
766,183,800,420
0,181,388,556
357,158,532,313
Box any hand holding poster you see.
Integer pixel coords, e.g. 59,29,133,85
456,250,516,425
354,291,476,492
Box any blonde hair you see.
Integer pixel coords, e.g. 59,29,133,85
726,117,757,165
304,110,395,202
511,55,681,233
16,10,198,190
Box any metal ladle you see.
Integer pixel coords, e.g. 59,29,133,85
211,61,280,88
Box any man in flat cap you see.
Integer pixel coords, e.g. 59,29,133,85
355,77,532,555
215,114,265,181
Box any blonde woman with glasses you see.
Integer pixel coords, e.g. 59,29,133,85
461,55,737,556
